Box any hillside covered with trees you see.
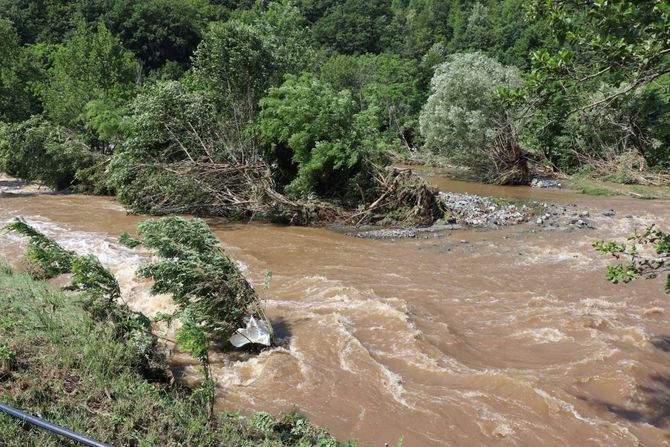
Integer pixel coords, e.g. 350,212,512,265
0,0,668,222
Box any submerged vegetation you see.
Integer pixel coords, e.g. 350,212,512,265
1,218,355,445
0,0,666,221
0,265,354,446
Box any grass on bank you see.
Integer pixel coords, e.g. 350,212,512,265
0,266,354,447
565,176,670,199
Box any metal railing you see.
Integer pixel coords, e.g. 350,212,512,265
0,402,110,447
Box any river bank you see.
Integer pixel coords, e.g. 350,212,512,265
0,267,350,446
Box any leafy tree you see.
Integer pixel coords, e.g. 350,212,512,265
311,0,393,54
0,19,43,121
387,0,453,58
0,0,78,43
133,217,266,344
320,53,423,147
0,19,22,119
0,116,98,190
419,52,528,183
36,21,137,128
107,80,273,217
527,0,670,105
232,0,316,75
113,81,220,164
258,73,386,199
107,80,230,212
190,19,276,125
537,83,670,172
520,0,670,170
450,2,493,52
109,0,207,72
487,0,551,70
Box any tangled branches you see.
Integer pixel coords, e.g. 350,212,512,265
350,166,445,226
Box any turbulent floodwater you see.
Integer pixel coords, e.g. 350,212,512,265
2,175,670,446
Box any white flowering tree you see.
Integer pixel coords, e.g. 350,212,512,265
419,52,528,184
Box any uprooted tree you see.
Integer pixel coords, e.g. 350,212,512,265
132,217,269,343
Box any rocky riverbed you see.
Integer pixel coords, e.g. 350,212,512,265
353,190,624,240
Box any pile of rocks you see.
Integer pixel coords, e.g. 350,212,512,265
530,177,562,189
354,224,462,239
533,205,600,230
439,192,527,227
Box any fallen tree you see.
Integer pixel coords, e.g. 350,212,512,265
348,166,446,226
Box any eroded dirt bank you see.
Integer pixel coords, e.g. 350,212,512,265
1,173,670,446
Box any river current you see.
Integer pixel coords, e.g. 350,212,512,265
1,174,670,446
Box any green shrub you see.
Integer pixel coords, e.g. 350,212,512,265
258,72,388,200
134,217,265,343
0,116,98,190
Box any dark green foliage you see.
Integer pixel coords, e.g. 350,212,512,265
311,0,393,55
231,1,315,76
118,232,141,248
134,217,263,342
258,73,387,199
523,0,670,170
0,116,99,190
190,18,276,119
0,0,213,71
36,21,136,128
384,0,453,58
320,53,423,146
0,0,76,44
110,0,206,72
0,19,43,122
594,225,670,294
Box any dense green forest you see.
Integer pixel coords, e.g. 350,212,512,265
0,0,668,221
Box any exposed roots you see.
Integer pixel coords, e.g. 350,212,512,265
349,166,445,226
487,127,530,185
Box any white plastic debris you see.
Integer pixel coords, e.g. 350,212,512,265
229,316,271,347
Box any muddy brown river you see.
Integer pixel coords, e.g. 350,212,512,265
1,174,670,446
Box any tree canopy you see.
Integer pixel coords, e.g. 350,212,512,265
0,0,667,207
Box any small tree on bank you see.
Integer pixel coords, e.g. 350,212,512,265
419,52,528,184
